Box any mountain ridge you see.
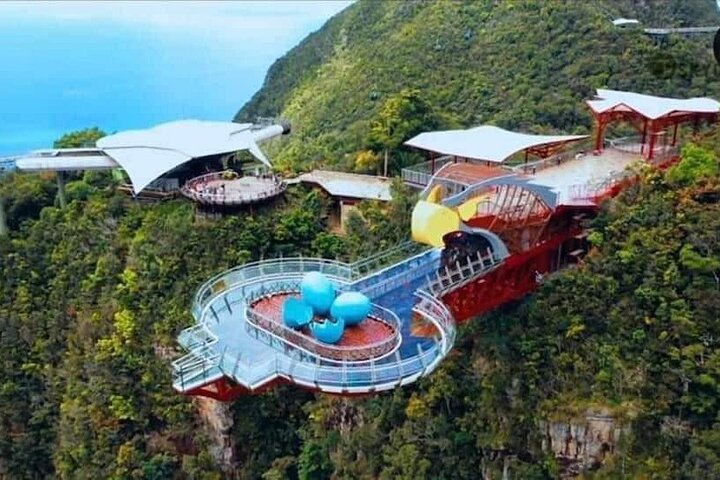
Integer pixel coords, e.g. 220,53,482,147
236,0,720,173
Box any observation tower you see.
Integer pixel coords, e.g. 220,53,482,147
173,90,719,401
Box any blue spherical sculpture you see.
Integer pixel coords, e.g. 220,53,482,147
309,317,345,344
330,292,372,326
282,297,313,330
300,271,336,316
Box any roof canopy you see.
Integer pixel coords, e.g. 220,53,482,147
404,125,587,163
96,120,285,193
292,170,392,201
587,89,720,120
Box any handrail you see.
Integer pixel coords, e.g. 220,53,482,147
243,278,401,364
175,244,460,394
425,248,503,296
511,144,591,175
180,170,286,205
192,243,426,317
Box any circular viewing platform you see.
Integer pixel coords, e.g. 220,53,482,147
181,170,286,206
247,291,401,363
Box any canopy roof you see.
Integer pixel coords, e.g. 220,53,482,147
97,120,285,193
587,89,720,120
291,170,392,201
404,125,587,163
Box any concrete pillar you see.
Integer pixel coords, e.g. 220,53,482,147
56,171,67,209
0,198,7,237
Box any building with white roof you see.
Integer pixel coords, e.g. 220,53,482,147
405,126,587,164
587,89,720,158
14,120,290,194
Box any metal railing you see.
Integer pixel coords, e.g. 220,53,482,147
511,145,590,175
243,279,402,363
180,170,286,206
608,136,679,161
425,247,503,296
401,156,455,187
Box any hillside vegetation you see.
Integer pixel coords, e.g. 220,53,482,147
237,0,720,173
2,0,720,478
1,131,719,479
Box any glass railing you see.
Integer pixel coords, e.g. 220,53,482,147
177,244,458,394
401,156,455,187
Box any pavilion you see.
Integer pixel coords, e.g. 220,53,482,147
587,89,720,160
290,170,392,233
402,125,587,188
14,119,290,194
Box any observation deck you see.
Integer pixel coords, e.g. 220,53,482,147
404,136,678,207
173,139,672,400
180,170,286,206
173,242,467,398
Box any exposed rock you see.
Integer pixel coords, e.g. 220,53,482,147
539,410,627,477
195,396,238,473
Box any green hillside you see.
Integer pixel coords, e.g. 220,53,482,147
237,0,720,173
2,1,720,478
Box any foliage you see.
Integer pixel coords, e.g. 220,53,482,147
667,143,720,185
237,0,720,173
53,127,106,148
4,1,720,478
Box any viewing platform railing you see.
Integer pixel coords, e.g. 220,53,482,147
511,145,590,175
181,170,287,206
174,243,458,394
401,156,454,187
425,247,504,296
608,136,679,161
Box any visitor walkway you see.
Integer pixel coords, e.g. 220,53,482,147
173,242,465,396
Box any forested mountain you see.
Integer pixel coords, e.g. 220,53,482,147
237,0,720,173
2,0,720,479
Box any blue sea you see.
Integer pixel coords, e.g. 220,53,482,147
0,2,350,156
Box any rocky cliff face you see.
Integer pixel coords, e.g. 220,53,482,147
540,410,628,477
196,397,238,473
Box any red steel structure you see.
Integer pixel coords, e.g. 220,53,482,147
174,91,719,400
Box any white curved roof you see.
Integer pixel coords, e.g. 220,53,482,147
587,89,720,120
404,125,587,163
97,120,284,193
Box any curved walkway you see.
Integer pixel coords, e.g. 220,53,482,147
181,171,286,206
173,247,456,395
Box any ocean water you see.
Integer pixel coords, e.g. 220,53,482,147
0,2,350,156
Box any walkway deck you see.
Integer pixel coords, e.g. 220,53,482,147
181,171,286,206
529,149,638,205
173,245,456,395
404,141,675,207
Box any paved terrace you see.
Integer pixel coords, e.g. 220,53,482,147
181,171,286,205
404,140,678,207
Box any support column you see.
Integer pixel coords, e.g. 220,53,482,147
647,130,657,161
430,152,436,174
672,123,679,146
56,171,67,209
0,198,7,237
594,116,605,152
641,119,648,155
